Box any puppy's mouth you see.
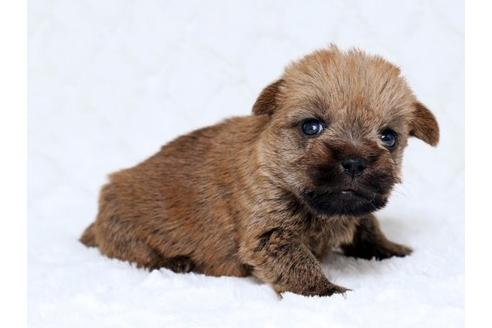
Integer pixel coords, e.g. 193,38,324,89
301,187,387,216
340,188,362,196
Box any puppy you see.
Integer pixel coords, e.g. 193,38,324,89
80,46,439,296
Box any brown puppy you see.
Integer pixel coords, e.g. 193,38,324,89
80,46,439,296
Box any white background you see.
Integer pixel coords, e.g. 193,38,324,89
28,1,463,327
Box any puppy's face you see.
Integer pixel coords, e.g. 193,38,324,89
253,47,439,216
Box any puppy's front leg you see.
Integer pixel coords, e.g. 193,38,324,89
241,227,348,296
342,214,412,260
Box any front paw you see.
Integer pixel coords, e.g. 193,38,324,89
275,281,351,297
320,283,351,296
304,281,351,297
371,242,412,260
343,241,412,260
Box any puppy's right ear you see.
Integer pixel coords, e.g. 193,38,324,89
252,79,284,116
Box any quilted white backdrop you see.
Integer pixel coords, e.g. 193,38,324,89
28,0,463,327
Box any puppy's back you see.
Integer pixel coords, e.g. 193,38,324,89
81,116,266,276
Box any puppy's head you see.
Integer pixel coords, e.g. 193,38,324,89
253,46,439,216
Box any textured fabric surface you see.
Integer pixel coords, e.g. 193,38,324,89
29,1,463,327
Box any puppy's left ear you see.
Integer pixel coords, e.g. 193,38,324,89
409,102,440,146
252,79,284,116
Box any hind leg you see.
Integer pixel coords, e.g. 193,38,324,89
156,255,195,273
94,222,195,272
101,237,195,273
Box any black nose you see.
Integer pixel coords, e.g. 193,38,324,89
341,158,367,177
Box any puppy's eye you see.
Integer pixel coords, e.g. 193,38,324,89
301,119,325,136
379,128,398,149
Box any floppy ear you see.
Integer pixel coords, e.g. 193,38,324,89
252,79,284,116
409,102,440,146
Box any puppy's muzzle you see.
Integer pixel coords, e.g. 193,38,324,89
341,158,367,178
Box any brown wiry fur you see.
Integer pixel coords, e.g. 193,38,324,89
80,46,439,296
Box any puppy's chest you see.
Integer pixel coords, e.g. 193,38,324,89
302,216,358,256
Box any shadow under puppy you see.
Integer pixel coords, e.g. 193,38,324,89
81,46,439,296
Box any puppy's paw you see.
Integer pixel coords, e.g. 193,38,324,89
371,241,412,260
305,281,351,297
274,280,351,297
150,255,195,273
167,255,195,273
380,242,412,259
322,283,351,296
343,240,412,261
